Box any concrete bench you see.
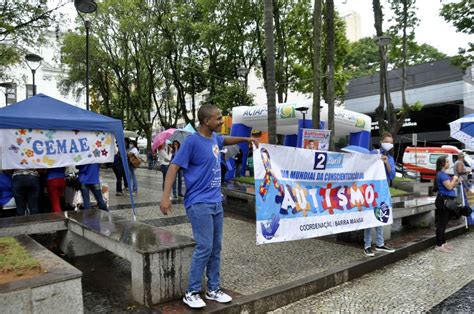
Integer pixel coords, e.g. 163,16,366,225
0,212,67,237
62,209,195,306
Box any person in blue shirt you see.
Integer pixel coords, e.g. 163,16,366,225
160,104,257,309
77,164,108,211
434,155,459,253
364,132,396,257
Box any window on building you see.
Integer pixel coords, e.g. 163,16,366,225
6,83,17,105
26,84,34,98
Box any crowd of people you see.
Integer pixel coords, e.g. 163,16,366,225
0,163,108,217
0,104,470,310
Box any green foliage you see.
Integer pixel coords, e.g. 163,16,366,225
345,36,447,79
0,0,65,79
272,1,349,102
440,0,474,68
206,82,255,116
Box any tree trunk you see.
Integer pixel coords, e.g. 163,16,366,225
325,0,335,150
264,0,277,144
372,0,388,134
273,0,285,104
312,0,322,129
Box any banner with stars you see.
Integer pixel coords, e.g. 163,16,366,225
0,129,114,169
254,144,392,245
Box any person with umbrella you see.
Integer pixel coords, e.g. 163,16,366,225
160,104,258,309
171,140,184,199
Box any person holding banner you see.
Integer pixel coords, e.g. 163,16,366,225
363,132,396,257
434,156,459,253
160,104,257,309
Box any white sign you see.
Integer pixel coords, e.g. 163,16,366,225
1,129,115,169
301,128,331,151
254,144,392,244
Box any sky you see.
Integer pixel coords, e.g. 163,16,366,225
336,0,472,56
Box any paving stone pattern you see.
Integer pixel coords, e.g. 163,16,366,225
101,169,363,295
271,231,474,313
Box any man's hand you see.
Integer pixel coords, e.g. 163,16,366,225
248,137,259,148
381,155,388,163
160,198,172,215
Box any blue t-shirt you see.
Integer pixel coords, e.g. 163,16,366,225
77,164,101,185
381,149,396,181
47,167,65,180
172,132,224,208
436,171,456,197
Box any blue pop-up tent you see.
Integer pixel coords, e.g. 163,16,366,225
0,94,136,219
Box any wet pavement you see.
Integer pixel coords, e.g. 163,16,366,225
271,231,474,313
430,280,474,313
27,168,474,312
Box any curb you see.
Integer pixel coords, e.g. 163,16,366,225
206,224,469,313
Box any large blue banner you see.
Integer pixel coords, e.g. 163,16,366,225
254,144,392,244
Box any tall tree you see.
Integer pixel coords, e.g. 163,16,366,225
312,0,322,129
264,0,277,144
344,36,446,79
372,0,393,134
0,0,67,78
325,0,335,150
388,0,420,135
440,0,473,68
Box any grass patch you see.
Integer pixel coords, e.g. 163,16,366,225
390,187,408,196
0,237,41,276
394,176,415,183
234,176,255,185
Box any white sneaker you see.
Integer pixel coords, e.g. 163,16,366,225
205,289,232,303
183,291,206,308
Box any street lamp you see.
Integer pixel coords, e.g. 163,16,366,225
75,0,98,110
378,35,392,126
295,105,309,128
0,82,13,106
25,53,42,96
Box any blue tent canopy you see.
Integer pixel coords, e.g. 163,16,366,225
0,94,136,218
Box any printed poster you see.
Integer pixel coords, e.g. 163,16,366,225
302,128,331,151
1,129,115,169
254,144,392,245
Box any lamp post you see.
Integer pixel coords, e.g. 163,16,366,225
25,54,42,96
295,105,309,128
0,82,13,106
378,35,392,126
75,0,98,111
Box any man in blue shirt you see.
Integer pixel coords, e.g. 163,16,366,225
160,104,257,309
364,132,396,257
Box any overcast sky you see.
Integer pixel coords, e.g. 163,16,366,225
336,0,472,56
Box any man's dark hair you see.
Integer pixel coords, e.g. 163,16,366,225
198,104,219,124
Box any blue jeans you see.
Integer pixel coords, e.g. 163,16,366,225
129,166,138,193
12,174,40,216
186,202,224,293
173,170,183,197
81,183,108,211
364,226,384,249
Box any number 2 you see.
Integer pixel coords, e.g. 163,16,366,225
314,152,327,170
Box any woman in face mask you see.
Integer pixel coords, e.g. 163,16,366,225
380,133,395,180
363,132,396,257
